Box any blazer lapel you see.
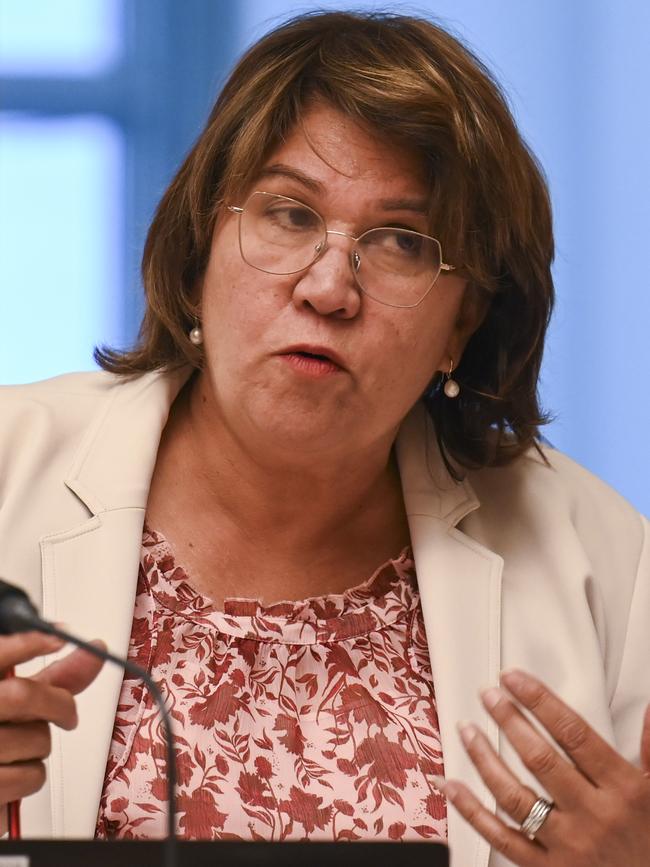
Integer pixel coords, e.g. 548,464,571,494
39,511,146,837
21,367,191,838
397,406,503,867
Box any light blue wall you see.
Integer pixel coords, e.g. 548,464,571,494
0,113,124,380
1,0,648,514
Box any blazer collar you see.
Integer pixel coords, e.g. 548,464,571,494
397,404,502,867
64,366,191,514
30,367,192,838
396,402,480,524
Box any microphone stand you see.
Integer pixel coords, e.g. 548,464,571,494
0,585,177,867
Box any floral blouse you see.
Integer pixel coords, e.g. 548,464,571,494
95,526,446,842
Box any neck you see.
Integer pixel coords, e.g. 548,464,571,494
159,372,408,556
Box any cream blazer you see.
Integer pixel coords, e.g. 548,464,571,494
1,368,648,867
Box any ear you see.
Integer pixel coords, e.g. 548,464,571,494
439,284,490,371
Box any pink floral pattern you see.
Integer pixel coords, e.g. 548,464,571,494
95,526,446,842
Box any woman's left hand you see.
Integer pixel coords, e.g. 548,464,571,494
433,670,650,866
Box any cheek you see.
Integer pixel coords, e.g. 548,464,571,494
411,284,467,357
201,264,292,371
201,251,258,333
368,292,464,406
379,312,452,380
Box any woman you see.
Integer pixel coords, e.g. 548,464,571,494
0,11,648,867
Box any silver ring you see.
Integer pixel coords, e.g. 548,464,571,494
520,797,554,840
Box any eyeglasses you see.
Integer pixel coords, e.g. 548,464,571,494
227,191,456,308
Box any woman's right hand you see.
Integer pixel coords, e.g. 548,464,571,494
0,630,105,811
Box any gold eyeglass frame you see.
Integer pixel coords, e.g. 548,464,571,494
227,191,456,309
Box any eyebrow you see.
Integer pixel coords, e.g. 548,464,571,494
257,163,429,215
258,164,324,194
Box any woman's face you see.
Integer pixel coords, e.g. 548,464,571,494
198,102,482,459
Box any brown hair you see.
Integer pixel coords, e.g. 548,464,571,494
96,10,554,472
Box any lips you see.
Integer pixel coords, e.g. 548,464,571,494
280,344,346,370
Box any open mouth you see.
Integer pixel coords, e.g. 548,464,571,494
281,348,343,375
294,351,331,362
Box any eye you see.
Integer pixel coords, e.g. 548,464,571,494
394,231,423,255
361,228,425,258
264,203,321,232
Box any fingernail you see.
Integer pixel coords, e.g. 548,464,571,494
500,668,527,690
481,686,506,709
432,775,459,799
89,639,107,650
457,720,479,747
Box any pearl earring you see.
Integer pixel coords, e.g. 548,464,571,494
189,323,203,346
443,359,460,398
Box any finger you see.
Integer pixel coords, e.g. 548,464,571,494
0,677,77,730
480,686,589,808
432,775,544,867
0,721,51,763
0,761,47,806
0,632,64,674
35,641,106,695
458,721,557,839
499,670,628,786
641,704,650,774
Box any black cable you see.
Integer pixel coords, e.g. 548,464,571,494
0,579,177,867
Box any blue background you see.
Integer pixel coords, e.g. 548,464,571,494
1,0,648,515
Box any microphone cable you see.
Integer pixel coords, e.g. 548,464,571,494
0,578,177,867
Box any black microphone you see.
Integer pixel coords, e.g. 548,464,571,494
0,578,177,867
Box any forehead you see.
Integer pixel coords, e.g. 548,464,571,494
254,103,428,202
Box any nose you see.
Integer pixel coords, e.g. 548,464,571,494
290,234,362,319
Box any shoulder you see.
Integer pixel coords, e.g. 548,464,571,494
1,371,124,460
0,368,182,432
0,369,181,480
1,369,122,416
469,443,644,530
470,442,643,519
466,443,647,588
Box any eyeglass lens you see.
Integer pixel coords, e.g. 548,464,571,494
238,191,442,307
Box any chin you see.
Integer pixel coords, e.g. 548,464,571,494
236,389,345,448
253,408,341,450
